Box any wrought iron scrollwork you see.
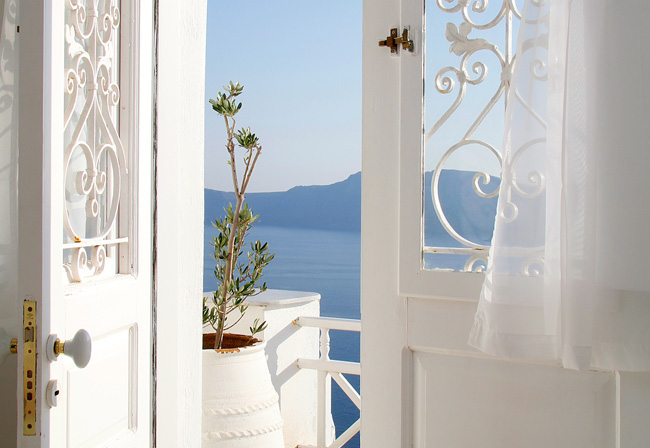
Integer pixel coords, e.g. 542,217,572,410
425,0,548,274
63,0,126,282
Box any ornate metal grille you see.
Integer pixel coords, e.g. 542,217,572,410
63,0,127,282
424,0,528,272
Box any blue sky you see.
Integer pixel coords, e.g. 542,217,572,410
205,1,515,192
204,1,362,192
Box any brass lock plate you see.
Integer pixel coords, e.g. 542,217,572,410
23,300,36,436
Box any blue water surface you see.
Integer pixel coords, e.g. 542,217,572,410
204,224,361,447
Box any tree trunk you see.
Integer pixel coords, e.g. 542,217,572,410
214,195,243,349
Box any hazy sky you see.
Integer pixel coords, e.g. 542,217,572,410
205,1,514,193
205,1,362,192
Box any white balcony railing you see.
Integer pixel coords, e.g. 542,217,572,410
294,316,361,448
211,290,360,447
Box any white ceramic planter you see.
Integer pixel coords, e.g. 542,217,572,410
202,335,284,447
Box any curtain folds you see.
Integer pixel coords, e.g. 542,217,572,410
469,0,650,371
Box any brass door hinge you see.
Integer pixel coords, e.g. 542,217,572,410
378,27,414,54
23,300,36,436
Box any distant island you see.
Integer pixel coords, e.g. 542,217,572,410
205,170,499,245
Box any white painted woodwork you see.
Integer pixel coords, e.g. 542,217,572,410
16,1,154,446
412,350,616,447
617,372,650,447
361,0,409,445
409,296,617,447
363,1,648,447
154,0,207,445
398,0,485,301
3,1,207,446
294,315,361,448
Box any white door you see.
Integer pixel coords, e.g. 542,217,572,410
362,1,649,447
16,1,154,446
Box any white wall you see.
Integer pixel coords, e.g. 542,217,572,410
0,0,18,441
155,1,207,445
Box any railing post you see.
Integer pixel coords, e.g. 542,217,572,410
317,327,333,447
295,315,361,447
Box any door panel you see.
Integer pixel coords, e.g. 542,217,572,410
16,1,154,445
409,297,616,448
66,325,136,447
413,352,615,448
61,286,146,447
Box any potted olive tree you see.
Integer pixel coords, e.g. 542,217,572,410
202,82,284,447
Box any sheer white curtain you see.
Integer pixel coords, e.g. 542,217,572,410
469,0,650,371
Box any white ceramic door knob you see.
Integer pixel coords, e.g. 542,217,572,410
46,329,92,368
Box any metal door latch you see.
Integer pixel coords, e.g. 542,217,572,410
0,327,17,364
2,300,38,435
378,27,414,54
23,300,36,436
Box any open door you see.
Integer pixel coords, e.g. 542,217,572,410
15,1,154,445
362,0,649,446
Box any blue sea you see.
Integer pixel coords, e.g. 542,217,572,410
204,224,361,448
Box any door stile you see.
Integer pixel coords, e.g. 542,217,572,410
360,0,408,446
42,1,66,446
396,2,423,445
15,1,63,445
397,0,484,301
398,0,477,302
131,0,155,441
398,0,426,299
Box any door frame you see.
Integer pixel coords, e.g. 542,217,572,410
361,0,484,444
360,0,412,445
152,0,206,445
